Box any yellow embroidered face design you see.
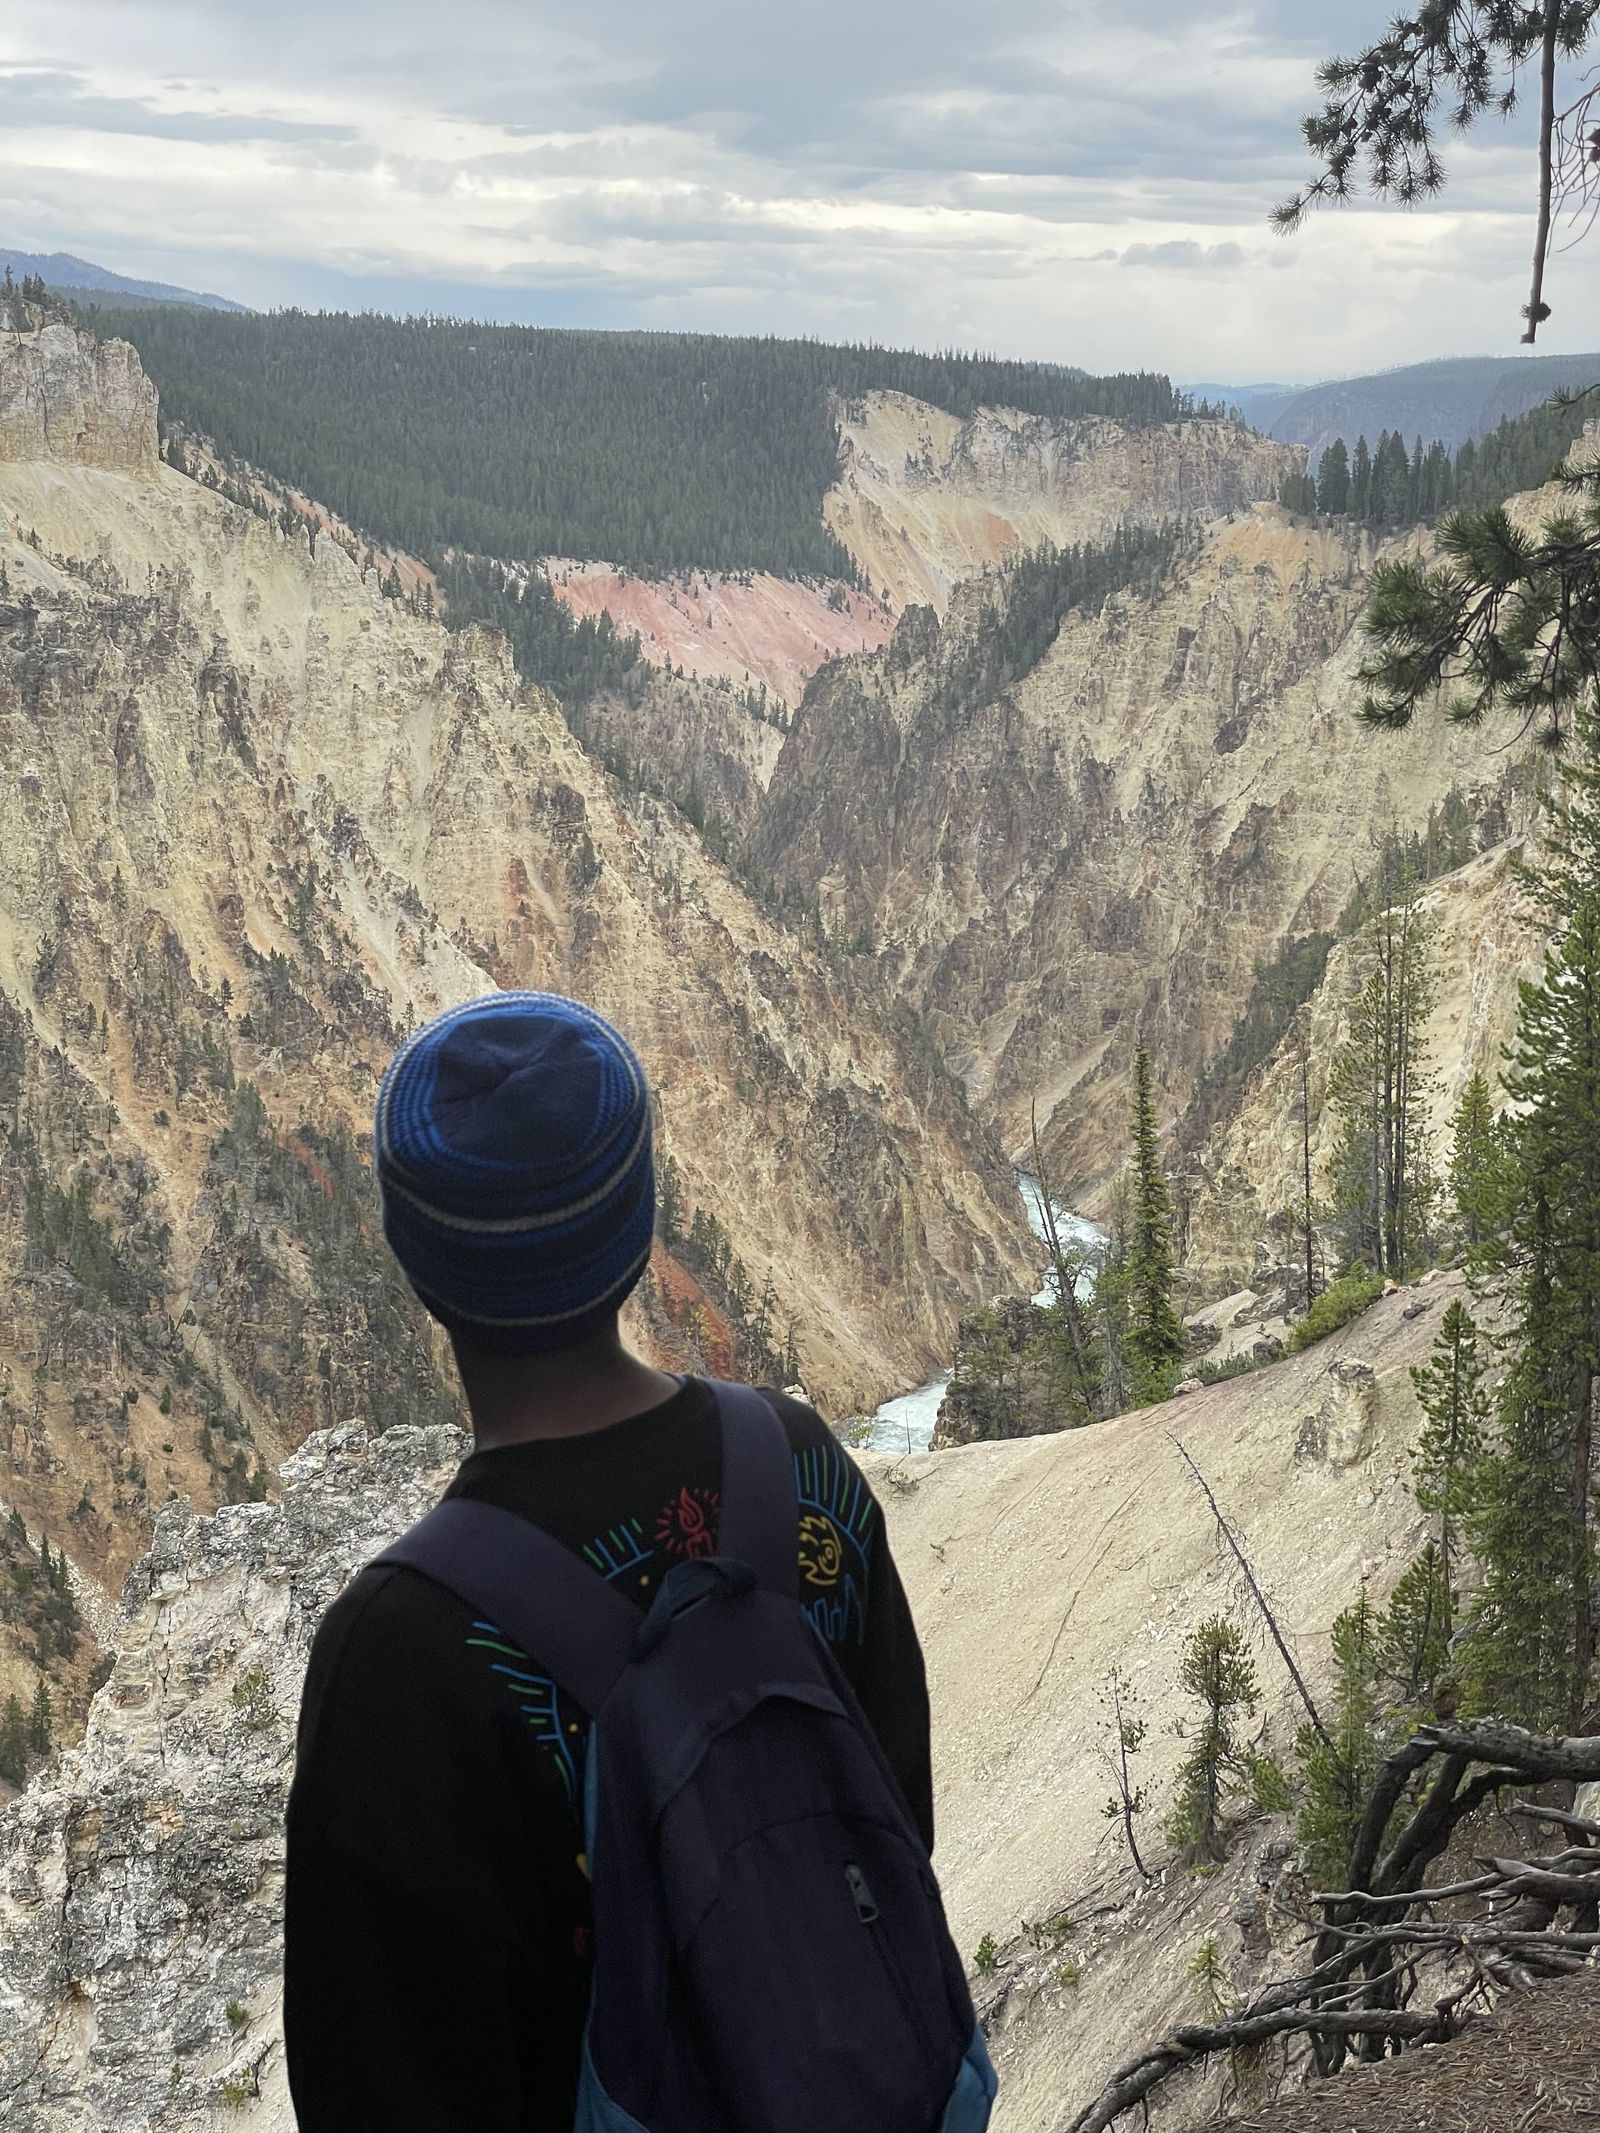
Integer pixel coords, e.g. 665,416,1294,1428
799,1511,844,1588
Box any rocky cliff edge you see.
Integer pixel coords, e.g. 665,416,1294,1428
0,318,157,471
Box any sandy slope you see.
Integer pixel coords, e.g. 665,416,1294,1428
867,1278,1456,2131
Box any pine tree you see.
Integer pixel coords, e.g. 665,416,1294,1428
1092,1170,1135,1420
1376,430,1413,525
1377,1543,1453,1705
1449,1073,1514,1259
0,1694,27,1785
1316,437,1351,517
1463,741,1600,1723
1124,1048,1185,1401
1278,6,1600,344
1466,1195,1595,1730
1409,1298,1489,1596
1350,436,1373,521
1167,1617,1261,1865
1100,1665,1154,1880
1027,1112,1100,1423
27,1675,50,1759
1297,1589,1388,1885
1327,852,1438,1278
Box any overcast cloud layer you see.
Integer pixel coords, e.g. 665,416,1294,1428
2,0,1594,379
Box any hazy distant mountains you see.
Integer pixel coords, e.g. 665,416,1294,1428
2,248,246,314
1190,351,1600,461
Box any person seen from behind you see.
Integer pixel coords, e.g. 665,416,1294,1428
284,991,995,2132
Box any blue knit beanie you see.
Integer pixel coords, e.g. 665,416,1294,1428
375,992,656,1354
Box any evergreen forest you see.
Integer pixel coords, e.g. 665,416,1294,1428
1275,388,1598,529
77,305,1194,577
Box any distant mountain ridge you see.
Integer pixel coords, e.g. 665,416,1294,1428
1192,352,1600,463
0,247,246,314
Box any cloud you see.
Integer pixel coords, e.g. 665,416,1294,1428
0,1,1591,379
0,64,356,144
1120,240,1250,271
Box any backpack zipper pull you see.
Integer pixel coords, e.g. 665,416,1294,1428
845,1863,879,1925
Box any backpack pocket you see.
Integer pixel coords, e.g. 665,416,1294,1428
843,1855,945,2065
671,1803,959,2133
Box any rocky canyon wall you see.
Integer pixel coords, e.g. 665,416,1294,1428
823,392,1305,610
1182,835,1546,1289
0,315,157,471
754,507,1529,1218
0,325,1035,1730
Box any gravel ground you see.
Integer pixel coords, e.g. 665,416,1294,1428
1203,1970,1600,2132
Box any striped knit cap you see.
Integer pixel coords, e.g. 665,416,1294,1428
375,992,655,1354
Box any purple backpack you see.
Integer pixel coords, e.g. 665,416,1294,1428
378,1381,996,2133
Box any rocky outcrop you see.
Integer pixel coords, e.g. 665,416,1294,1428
0,1421,462,2132
865,1280,1451,2131
754,509,1527,1207
0,1281,1452,2131
823,393,1304,611
0,321,157,470
930,1295,1060,1449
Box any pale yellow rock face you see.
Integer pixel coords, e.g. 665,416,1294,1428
758,506,1531,1206
0,456,1029,1409
823,391,1305,611
0,322,157,470
0,330,1035,1728
1185,839,1546,1285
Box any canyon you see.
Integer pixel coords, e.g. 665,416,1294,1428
0,314,1564,2131
752,510,1535,1201
0,316,1036,1717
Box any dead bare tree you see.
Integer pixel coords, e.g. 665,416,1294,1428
1171,1437,1333,1754
1061,1719,1600,2133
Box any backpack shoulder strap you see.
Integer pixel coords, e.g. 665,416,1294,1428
375,1498,640,1716
709,1381,800,1604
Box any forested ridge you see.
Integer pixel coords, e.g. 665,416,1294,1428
77,305,1193,577
1276,390,1598,528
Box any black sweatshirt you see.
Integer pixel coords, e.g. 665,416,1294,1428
283,1379,933,2133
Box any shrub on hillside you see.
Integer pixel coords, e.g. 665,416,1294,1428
1286,1269,1383,1354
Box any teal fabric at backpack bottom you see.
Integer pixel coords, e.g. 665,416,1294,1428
579,2025,995,2133
941,2028,999,2132
574,2038,650,2133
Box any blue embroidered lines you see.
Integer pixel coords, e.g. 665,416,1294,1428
467,1621,582,1807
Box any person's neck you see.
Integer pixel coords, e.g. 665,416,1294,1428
455,1328,681,1451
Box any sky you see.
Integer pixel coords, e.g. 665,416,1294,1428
2,0,1595,382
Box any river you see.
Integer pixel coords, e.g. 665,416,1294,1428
866,1176,1105,1454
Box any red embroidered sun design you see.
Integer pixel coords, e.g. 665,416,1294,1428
656,1485,720,1560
